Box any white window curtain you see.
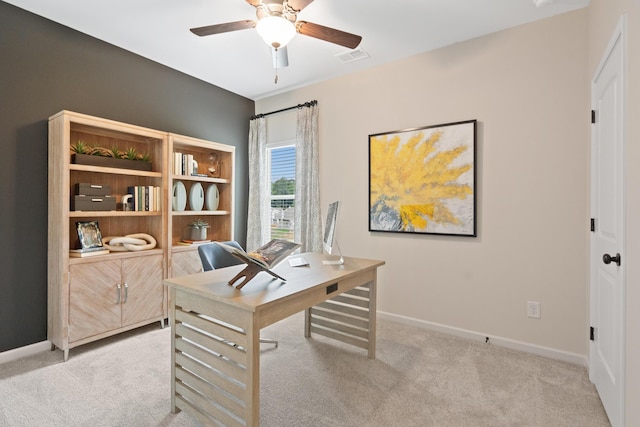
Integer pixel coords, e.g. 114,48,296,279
294,102,322,253
246,101,322,253
246,116,268,252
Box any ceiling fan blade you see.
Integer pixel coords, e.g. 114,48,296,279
295,21,362,49
286,0,314,12
190,20,256,37
245,0,263,6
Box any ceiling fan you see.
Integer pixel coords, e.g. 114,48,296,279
190,0,362,73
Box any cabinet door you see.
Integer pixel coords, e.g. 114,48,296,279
69,260,122,342
121,255,164,326
171,250,203,277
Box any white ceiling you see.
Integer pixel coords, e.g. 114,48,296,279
5,0,589,100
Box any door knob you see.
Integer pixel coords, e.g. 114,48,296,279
603,253,621,266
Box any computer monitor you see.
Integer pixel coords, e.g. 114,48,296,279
322,201,343,265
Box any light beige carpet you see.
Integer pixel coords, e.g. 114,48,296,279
0,312,610,426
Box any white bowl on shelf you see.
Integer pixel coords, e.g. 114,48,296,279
189,182,205,211
205,184,219,211
172,181,187,211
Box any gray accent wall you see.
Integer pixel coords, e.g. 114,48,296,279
0,2,254,352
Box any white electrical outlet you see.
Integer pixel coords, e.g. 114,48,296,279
527,301,541,319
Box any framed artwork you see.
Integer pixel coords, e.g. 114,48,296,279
369,119,477,237
76,221,104,249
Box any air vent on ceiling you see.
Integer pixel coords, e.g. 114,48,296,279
335,48,370,64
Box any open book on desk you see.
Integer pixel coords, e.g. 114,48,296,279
215,239,301,288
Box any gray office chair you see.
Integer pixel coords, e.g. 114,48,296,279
197,241,278,348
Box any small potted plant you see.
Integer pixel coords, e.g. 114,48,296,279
70,141,153,171
186,219,209,241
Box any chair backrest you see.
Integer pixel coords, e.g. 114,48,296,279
197,241,244,271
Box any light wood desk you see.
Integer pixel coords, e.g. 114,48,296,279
163,252,384,427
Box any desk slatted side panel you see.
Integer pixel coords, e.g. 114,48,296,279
308,283,373,351
173,289,251,427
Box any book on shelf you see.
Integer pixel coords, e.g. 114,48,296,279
216,239,301,270
177,239,212,246
69,249,110,258
174,151,192,176
174,151,207,177
187,154,194,176
126,185,161,211
70,246,106,253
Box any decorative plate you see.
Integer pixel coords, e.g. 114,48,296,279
189,182,205,211
172,181,187,211
205,184,219,211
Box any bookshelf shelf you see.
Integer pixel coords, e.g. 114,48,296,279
48,111,235,361
167,133,235,277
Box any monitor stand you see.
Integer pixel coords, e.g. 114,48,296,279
322,240,344,265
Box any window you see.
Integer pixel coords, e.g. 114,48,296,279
267,141,295,241
247,104,319,253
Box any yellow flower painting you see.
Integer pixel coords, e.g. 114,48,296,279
369,120,476,236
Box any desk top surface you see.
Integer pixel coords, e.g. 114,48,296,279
164,252,384,311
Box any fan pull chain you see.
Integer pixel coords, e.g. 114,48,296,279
274,47,280,84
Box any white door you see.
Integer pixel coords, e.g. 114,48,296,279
590,18,625,427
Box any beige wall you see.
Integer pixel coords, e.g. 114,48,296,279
263,2,640,422
259,8,591,358
588,0,640,425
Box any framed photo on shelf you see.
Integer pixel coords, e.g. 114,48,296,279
76,221,104,250
369,119,477,237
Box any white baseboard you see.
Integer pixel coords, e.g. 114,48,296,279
3,314,588,368
0,340,52,365
378,311,588,367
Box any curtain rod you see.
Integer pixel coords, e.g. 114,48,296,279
250,100,317,120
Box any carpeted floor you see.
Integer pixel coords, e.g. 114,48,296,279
0,312,610,426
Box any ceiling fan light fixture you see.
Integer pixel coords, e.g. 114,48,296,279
256,16,296,49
